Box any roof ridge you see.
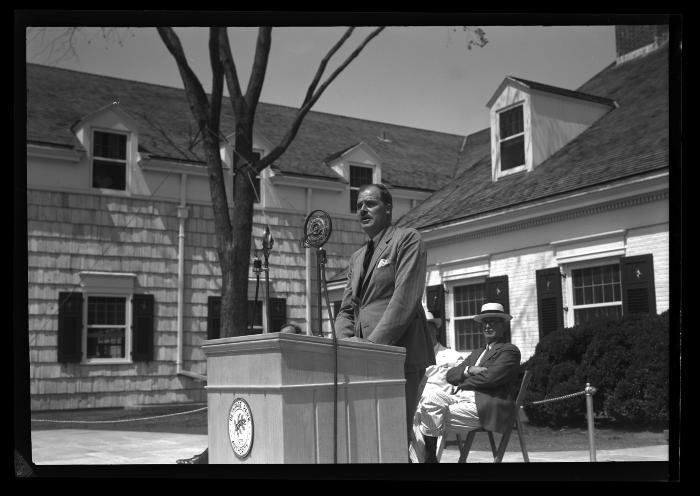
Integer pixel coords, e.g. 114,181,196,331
27,62,465,138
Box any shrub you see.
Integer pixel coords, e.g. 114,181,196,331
523,311,669,429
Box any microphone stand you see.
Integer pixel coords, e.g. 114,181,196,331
301,210,337,463
262,226,274,333
317,246,338,464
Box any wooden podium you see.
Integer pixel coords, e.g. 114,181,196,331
202,333,408,463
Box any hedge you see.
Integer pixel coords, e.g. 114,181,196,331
522,311,669,429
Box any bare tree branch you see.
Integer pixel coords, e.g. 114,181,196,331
302,27,355,106
217,28,247,126
257,27,385,171
208,27,224,134
156,27,211,125
244,27,272,118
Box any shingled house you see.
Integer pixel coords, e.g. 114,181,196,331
397,25,671,361
26,64,462,410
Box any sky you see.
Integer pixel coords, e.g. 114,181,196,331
25,24,617,137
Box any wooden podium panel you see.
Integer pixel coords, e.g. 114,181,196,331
202,333,407,464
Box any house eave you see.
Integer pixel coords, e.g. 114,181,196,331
418,170,669,245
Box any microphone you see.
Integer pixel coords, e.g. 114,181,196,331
302,210,333,248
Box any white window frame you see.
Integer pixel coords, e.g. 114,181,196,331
90,128,130,193
349,164,375,213
446,277,487,353
83,293,132,364
78,272,137,364
496,103,527,177
562,257,623,328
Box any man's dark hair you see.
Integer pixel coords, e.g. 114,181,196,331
359,183,393,206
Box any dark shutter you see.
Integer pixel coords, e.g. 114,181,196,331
132,294,154,361
207,296,221,340
269,298,287,333
426,284,446,346
486,276,511,342
57,292,83,363
621,255,656,315
536,268,564,339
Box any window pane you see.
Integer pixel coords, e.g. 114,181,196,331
350,165,373,187
500,135,525,170
594,285,603,303
93,160,126,190
574,305,622,325
499,106,524,138
453,284,485,317
88,297,126,325
350,189,359,213
455,319,484,352
94,131,126,160
87,327,125,359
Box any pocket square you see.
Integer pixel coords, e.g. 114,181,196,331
377,258,390,268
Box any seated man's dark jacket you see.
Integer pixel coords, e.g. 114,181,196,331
445,342,521,434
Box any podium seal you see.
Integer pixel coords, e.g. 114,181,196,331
228,398,254,458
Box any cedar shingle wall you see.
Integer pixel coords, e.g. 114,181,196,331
27,188,363,410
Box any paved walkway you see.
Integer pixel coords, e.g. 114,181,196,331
30,429,668,465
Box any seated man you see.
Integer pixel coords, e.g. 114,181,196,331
417,302,521,463
409,308,465,462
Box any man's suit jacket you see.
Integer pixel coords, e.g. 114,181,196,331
445,342,521,433
335,225,435,372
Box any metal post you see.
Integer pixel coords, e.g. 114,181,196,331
262,226,274,333
318,247,338,464
585,383,597,462
316,249,323,336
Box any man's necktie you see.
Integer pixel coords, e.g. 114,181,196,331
357,239,374,297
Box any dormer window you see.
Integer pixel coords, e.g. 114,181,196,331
92,130,127,190
498,104,525,171
349,165,374,213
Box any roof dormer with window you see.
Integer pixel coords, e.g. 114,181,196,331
487,77,617,182
71,102,140,194
324,142,382,213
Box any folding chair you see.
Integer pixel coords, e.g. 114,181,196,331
436,370,531,463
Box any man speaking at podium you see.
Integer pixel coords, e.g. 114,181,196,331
335,183,435,456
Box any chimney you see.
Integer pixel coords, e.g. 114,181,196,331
615,25,669,64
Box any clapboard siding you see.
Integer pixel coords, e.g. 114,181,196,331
27,188,365,410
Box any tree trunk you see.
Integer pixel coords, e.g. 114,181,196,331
219,127,257,337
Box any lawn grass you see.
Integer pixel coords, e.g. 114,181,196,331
30,404,668,453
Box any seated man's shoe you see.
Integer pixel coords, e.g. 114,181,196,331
177,449,208,464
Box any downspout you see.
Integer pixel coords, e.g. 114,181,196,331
176,172,206,381
305,187,313,335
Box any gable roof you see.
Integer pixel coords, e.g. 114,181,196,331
486,76,618,109
397,45,669,231
26,63,463,192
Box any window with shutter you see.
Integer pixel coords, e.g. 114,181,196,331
570,263,622,325
452,282,486,352
57,292,83,363
536,268,564,339
621,254,656,315
131,294,154,362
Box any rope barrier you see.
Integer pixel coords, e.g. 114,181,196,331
521,383,598,462
31,406,207,424
523,389,587,406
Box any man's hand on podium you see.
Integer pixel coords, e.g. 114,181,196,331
345,336,373,343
